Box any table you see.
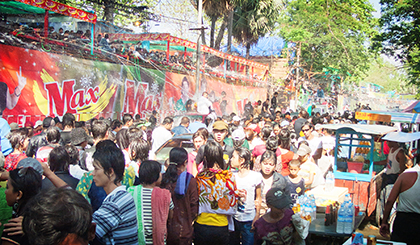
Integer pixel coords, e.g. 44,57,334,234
342,237,406,244
309,213,366,237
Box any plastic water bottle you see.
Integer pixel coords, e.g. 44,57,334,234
344,203,354,234
336,203,345,233
325,171,335,192
310,195,317,220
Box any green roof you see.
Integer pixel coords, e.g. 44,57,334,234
0,1,55,15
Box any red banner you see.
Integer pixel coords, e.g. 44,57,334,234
16,0,97,24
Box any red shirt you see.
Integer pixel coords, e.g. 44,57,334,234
4,153,27,171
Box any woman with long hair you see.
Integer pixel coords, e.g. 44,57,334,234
187,128,208,176
278,128,295,176
161,147,198,245
2,166,42,244
194,141,238,245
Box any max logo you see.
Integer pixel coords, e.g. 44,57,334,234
44,79,99,116
123,79,160,117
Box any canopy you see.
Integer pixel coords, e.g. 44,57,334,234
0,0,97,23
382,131,420,143
361,110,420,124
221,36,285,57
321,124,397,136
403,100,420,113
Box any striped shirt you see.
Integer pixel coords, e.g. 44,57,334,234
93,185,138,245
142,188,174,245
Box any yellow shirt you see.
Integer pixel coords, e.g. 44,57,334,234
196,213,228,226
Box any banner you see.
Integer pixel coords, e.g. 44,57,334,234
0,44,266,125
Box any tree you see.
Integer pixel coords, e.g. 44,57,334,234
373,0,420,87
231,0,280,58
279,0,378,84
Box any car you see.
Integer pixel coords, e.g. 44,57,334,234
172,113,208,126
155,134,195,164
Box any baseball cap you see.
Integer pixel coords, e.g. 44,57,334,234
43,117,55,128
17,158,44,176
297,144,312,156
244,124,260,134
34,120,43,128
25,121,34,128
232,129,245,141
70,128,89,146
232,116,241,122
280,120,289,127
266,187,292,209
213,120,228,131
9,122,19,131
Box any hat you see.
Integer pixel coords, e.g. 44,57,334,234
280,120,290,127
9,122,19,131
17,158,43,176
245,124,260,134
314,124,323,131
232,129,245,141
232,116,241,122
297,144,312,156
266,187,292,209
213,120,228,130
25,121,34,128
70,128,89,146
34,120,43,128
42,117,54,128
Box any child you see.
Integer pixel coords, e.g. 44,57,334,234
230,147,262,245
253,187,295,245
296,144,324,189
287,160,305,203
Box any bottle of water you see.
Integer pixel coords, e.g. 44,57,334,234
336,203,345,233
344,203,354,234
310,195,317,220
325,171,335,192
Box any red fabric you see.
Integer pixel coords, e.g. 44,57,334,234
4,153,27,171
252,144,281,158
383,141,390,155
280,150,294,176
151,187,172,245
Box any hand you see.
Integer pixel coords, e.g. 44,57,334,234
15,67,27,94
3,216,24,236
40,161,52,176
379,223,390,237
251,216,258,230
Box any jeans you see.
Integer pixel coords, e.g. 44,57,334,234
229,219,254,245
194,223,229,245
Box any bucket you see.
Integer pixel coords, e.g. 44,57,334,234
347,161,364,173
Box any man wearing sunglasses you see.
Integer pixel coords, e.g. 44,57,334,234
297,122,323,162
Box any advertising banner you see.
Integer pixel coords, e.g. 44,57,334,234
1,44,266,125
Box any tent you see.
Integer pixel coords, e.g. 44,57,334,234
403,101,420,113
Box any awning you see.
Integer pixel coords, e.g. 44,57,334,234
321,123,397,136
382,132,420,143
361,110,420,124
0,0,97,24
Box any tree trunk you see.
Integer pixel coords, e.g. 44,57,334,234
214,14,228,50
210,16,216,48
246,42,251,59
103,1,115,25
227,10,233,53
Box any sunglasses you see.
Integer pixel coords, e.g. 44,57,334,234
302,128,311,132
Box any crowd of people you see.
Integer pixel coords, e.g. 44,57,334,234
0,88,418,245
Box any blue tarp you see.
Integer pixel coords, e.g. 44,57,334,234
382,132,420,143
221,36,285,57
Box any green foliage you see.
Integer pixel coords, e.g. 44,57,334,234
232,0,280,57
373,0,420,87
279,0,378,82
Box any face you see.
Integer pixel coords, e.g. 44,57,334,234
273,126,280,136
213,129,227,143
193,136,206,150
302,125,312,138
298,154,309,163
165,122,173,131
261,157,276,176
92,160,111,188
288,165,300,178
230,151,242,169
21,137,29,151
245,129,254,140
5,178,19,206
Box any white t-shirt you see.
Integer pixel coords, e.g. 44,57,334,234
298,136,323,156
233,170,263,222
197,96,213,114
298,160,324,189
151,126,172,154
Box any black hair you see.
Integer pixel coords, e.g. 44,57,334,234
123,113,133,125
180,117,190,126
138,160,161,185
93,140,125,185
64,144,79,165
116,128,130,149
162,117,174,125
278,128,291,150
203,141,225,169
62,113,75,128
46,127,61,144
23,188,93,245
260,150,277,166
266,136,279,152
7,128,27,149
91,120,109,140
261,126,273,141
9,167,42,215
128,139,150,162
235,147,251,169
111,119,122,131
49,146,70,172
127,127,143,141
161,147,188,186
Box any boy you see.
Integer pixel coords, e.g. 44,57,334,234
296,144,324,189
287,160,305,203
